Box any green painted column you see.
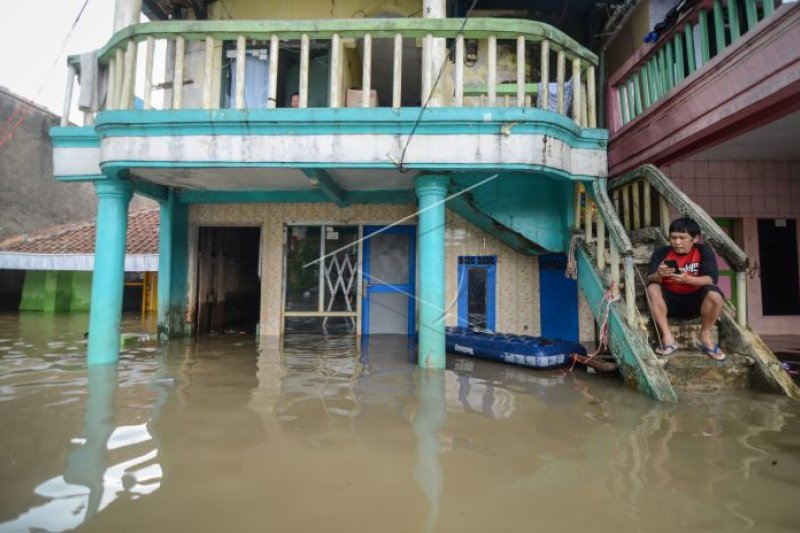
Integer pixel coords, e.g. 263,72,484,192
157,190,174,339
415,175,449,369
87,180,132,365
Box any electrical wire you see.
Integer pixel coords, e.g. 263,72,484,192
0,0,92,149
395,0,481,171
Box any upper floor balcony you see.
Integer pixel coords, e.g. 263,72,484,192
52,16,607,191
607,0,800,175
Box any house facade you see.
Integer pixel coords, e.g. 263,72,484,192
49,0,799,399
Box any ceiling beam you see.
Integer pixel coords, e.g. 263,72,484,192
303,169,348,207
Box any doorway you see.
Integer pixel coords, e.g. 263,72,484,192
758,219,800,315
195,227,262,334
362,225,416,336
457,255,496,331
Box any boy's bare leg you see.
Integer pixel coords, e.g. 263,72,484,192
699,290,725,350
647,284,675,350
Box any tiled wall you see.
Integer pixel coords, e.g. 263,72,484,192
190,204,600,341
662,160,800,335
662,160,800,217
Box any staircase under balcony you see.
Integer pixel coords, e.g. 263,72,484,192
573,164,800,401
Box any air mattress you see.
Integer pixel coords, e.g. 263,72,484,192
445,326,586,369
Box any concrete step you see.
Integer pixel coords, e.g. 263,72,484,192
657,348,753,391
639,314,719,349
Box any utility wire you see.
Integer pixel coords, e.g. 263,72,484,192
395,0,480,171
0,0,93,149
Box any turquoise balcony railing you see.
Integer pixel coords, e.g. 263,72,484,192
608,0,793,133
61,18,598,128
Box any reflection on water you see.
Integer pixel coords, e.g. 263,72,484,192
0,312,799,532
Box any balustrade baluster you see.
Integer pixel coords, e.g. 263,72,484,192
202,36,214,110
610,242,620,297
596,215,606,269
660,196,671,235
713,1,726,53
173,37,185,110
362,33,372,107
235,35,246,109
745,0,758,30
674,34,685,82
268,35,279,109
632,181,641,229
539,40,549,110
699,10,711,65
488,35,497,106
574,183,582,230
572,58,581,126
728,0,742,40
299,34,310,108
622,185,631,230
422,34,432,102
587,66,596,127
143,36,154,110
330,33,342,108
641,66,651,108
764,0,774,16
120,40,137,110
454,34,464,107
61,65,76,126
516,36,525,107
114,48,125,110
556,50,565,114
643,181,652,227
393,33,403,109
107,57,117,110
585,197,593,243
684,24,696,74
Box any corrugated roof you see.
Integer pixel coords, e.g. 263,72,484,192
0,208,159,255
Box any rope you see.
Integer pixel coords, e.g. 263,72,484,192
565,233,584,280
569,282,620,371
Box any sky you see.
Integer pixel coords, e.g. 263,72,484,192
0,0,116,115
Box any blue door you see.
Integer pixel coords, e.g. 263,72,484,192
539,253,579,341
362,225,416,336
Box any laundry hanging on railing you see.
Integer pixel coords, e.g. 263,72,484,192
537,79,573,114
644,0,699,43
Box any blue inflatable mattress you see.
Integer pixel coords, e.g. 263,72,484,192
445,326,586,369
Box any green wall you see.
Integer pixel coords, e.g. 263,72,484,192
19,271,93,312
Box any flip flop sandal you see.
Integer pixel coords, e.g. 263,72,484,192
697,342,726,361
656,344,678,356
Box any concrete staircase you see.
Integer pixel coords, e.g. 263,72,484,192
639,314,753,392
628,227,764,393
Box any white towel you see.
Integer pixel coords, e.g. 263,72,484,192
78,52,107,112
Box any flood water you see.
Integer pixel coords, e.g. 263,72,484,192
0,312,799,532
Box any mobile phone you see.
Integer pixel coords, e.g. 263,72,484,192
663,259,680,271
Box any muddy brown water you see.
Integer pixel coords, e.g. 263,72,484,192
0,312,798,532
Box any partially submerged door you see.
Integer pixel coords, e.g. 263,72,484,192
195,227,262,334
362,226,416,336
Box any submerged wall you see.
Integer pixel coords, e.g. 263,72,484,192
19,271,93,312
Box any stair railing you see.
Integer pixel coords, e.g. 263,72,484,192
573,179,638,326
608,164,749,327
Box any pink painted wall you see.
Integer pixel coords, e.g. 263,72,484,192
661,159,800,334
662,160,800,218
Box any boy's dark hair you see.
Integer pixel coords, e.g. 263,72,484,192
669,216,701,237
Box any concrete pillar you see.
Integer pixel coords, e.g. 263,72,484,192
157,191,174,339
423,0,447,107
114,0,143,32
87,180,132,365
415,174,449,368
